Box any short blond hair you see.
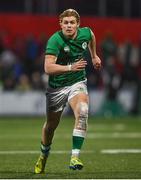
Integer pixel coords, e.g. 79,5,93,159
59,9,80,23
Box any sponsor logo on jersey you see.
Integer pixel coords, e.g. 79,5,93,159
64,46,70,52
82,42,87,49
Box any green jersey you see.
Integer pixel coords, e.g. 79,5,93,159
45,27,92,88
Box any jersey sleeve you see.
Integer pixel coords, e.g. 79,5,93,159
86,27,93,41
45,34,60,56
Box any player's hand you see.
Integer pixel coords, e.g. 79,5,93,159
71,59,87,71
92,56,102,70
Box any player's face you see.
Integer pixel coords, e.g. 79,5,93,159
60,16,79,39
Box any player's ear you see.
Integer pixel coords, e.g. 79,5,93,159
59,19,62,27
60,22,63,28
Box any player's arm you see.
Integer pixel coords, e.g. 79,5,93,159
88,30,101,70
44,55,87,75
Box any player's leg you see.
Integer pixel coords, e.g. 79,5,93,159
35,86,68,174
69,91,89,170
42,110,63,146
35,110,62,174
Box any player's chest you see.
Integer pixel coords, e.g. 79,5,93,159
61,39,88,55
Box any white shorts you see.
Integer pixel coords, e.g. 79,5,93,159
46,80,88,112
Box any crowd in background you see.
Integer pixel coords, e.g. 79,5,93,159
0,30,48,91
0,30,141,114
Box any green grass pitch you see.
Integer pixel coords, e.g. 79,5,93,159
0,116,141,179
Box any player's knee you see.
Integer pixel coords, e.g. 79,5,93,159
77,102,88,130
43,123,56,134
79,102,88,119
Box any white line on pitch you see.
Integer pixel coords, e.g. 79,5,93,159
101,149,141,154
0,149,141,155
87,132,141,138
0,132,141,139
0,150,94,155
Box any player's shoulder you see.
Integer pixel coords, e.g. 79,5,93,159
79,27,92,33
48,31,60,42
48,31,64,45
78,27,93,40
80,27,91,30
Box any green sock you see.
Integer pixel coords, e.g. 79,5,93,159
73,136,84,149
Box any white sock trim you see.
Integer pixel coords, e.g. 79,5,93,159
73,128,86,138
72,149,80,157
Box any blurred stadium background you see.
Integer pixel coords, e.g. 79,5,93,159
0,0,141,116
0,1,141,178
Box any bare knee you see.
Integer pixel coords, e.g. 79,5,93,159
43,122,57,134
